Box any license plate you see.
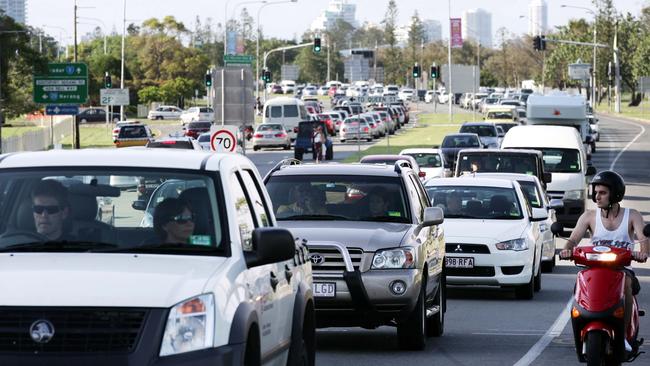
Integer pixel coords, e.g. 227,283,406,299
313,282,336,298
264,134,273,138
446,257,474,268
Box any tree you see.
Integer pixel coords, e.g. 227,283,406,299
295,45,327,83
407,11,425,66
382,0,402,84
160,77,194,107
137,86,162,105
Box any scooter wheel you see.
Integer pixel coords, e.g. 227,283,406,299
585,331,606,366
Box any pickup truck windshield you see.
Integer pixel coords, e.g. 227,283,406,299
0,170,224,255
266,175,411,223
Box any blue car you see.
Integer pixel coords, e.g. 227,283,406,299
293,120,334,161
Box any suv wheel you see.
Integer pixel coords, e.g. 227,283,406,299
287,305,315,366
253,145,260,151
426,273,445,337
397,281,426,350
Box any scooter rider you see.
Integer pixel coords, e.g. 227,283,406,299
560,170,649,351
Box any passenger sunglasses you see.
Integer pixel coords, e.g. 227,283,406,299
33,205,62,215
171,213,194,224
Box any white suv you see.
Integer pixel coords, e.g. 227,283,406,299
0,149,314,365
180,107,215,124
147,105,183,120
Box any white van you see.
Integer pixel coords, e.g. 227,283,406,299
262,97,309,140
501,125,596,228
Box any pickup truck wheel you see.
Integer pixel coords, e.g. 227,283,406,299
287,305,315,366
426,273,445,337
244,328,261,366
397,283,426,350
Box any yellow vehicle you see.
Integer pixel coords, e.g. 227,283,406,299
484,105,518,123
114,123,155,148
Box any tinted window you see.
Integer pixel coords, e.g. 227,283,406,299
426,185,523,220
266,175,410,223
442,135,480,148
271,106,282,118
258,124,283,132
457,154,538,175
540,148,581,173
118,125,147,138
518,181,543,208
460,125,497,137
197,134,210,142
284,105,299,117
241,170,270,227
496,123,518,133
403,153,442,168
188,122,211,129
147,141,194,149
199,108,213,113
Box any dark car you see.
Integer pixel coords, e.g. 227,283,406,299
271,84,283,94
294,120,333,161
440,133,484,170
183,121,212,138
76,107,121,123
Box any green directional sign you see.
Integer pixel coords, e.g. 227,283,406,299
33,62,88,104
224,54,253,65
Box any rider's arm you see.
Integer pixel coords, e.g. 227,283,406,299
630,209,649,255
563,211,592,250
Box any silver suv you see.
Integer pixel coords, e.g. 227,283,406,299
264,160,446,350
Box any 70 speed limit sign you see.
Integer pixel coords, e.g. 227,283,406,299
210,128,238,153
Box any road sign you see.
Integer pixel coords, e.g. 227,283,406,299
224,54,253,65
210,127,238,153
568,63,591,80
33,62,88,104
100,88,130,106
353,95,398,104
45,105,79,115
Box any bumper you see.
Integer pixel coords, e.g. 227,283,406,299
252,138,289,147
555,199,585,228
340,132,371,140
446,250,534,286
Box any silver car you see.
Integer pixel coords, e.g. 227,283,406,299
252,123,291,151
339,117,373,142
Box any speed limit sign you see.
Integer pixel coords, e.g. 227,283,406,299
210,128,238,153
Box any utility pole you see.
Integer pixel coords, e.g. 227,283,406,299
73,0,78,62
120,0,126,121
327,34,330,82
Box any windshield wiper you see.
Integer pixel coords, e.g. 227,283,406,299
490,215,519,220
359,215,410,223
0,241,118,253
279,214,350,221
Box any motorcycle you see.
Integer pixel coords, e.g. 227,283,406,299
551,222,649,365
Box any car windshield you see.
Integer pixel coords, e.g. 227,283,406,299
0,170,224,255
487,111,514,120
442,135,480,148
539,148,581,173
118,125,147,138
460,125,497,137
266,175,410,223
426,186,523,220
457,154,538,175
403,153,442,168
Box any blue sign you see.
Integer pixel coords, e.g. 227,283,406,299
46,105,79,115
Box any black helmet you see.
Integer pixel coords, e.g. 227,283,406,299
590,170,625,204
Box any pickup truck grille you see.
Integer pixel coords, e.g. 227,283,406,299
309,247,363,272
0,307,147,353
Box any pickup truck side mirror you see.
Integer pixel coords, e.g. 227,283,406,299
246,227,296,268
543,172,552,183
421,207,444,227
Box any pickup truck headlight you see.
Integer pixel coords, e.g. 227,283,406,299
160,294,215,356
372,248,415,269
563,190,584,200
495,238,528,251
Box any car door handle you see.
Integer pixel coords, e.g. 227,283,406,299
284,265,293,283
270,272,279,291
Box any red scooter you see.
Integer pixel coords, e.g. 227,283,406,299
552,222,649,365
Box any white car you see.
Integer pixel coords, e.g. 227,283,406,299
425,176,545,299
425,90,436,103
197,132,211,150
180,107,214,124
0,149,315,364
339,117,372,142
147,105,183,120
302,86,318,96
399,148,448,179
317,85,329,96
252,123,291,151
398,89,415,102
437,91,450,104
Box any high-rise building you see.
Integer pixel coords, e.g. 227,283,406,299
310,0,357,32
529,0,548,36
462,8,492,48
395,19,441,47
0,0,26,24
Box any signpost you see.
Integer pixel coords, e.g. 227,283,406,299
224,55,253,66
210,126,238,153
45,105,79,115
100,88,130,106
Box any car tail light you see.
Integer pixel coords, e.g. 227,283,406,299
363,127,369,132
418,171,427,178
254,133,264,138
161,140,177,145
274,133,286,138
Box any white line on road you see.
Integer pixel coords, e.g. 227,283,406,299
512,115,647,366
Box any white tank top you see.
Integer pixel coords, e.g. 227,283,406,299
592,208,633,250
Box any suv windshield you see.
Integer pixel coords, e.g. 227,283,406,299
460,125,497,137
457,154,538,175
0,170,224,255
540,148,581,173
266,175,410,223
426,186,523,220
403,153,442,168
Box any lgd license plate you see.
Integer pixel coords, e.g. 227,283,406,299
314,282,336,298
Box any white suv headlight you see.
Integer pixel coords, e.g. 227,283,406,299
563,190,584,200
160,294,215,356
495,238,528,251
372,248,416,269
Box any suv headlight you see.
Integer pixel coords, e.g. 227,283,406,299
372,248,415,269
563,190,584,200
160,294,215,356
495,238,528,251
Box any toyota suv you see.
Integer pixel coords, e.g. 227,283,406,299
264,160,446,350
0,149,314,365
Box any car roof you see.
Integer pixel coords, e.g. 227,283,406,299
425,176,517,189
0,149,244,171
268,163,405,177
503,125,582,148
461,122,496,127
444,133,480,138
400,148,442,154
457,148,543,156
470,172,541,183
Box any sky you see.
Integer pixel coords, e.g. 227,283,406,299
28,0,648,45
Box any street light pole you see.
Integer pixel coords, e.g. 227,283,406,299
561,4,597,106
120,0,126,121
73,0,78,62
447,0,453,123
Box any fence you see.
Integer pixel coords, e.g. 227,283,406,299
1,117,73,153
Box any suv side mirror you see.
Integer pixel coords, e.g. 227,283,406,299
422,207,444,227
586,165,597,176
531,208,548,221
245,227,296,268
543,172,552,183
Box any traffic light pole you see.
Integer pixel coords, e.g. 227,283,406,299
262,41,313,101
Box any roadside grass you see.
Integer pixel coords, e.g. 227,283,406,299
595,97,650,122
60,125,162,148
341,112,472,163
2,126,43,138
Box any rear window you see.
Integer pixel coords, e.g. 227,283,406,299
188,122,211,129
441,135,480,148
460,125,497,137
426,185,523,220
270,106,282,118
199,108,213,113
147,141,194,149
403,153,442,168
258,124,283,132
457,154,538,175
487,111,514,120
284,105,299,117
118,125,147,138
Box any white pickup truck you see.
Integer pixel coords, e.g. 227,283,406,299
0,149,314,366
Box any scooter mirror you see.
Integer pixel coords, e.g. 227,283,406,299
643,223,650,238
551,222,565,237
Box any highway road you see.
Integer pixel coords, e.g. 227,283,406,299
244,108,650,366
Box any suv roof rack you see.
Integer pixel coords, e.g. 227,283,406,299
263,158,302,182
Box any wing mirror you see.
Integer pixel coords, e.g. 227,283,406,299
543,172,552,183
548,199,564,211
421,207,444,227
131,200,147,211
245,227,296,268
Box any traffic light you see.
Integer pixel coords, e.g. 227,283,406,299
263,70,271,83
412,64,421,78
540,35,547,51
533,35,544,51
313,37,321,53
430,65,439,79
104,72,112,88
205,73,212,87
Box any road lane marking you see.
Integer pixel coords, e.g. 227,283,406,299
512,300,573,366
606,118,646,171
